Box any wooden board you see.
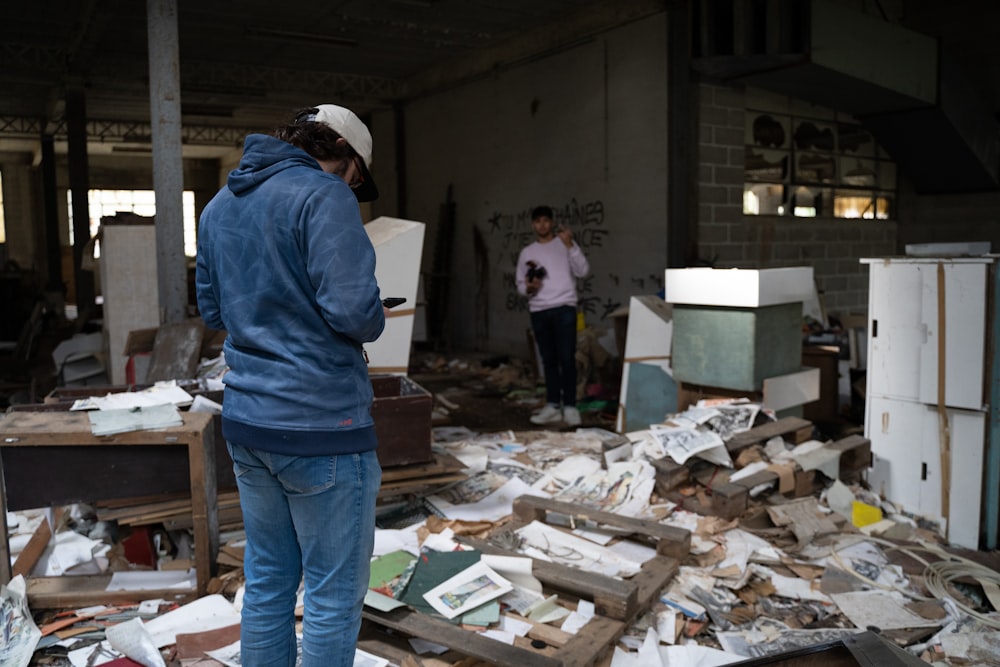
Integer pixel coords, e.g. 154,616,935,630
511,496,691,560
362,606,623,667
725,416,814,453
145,318,205,382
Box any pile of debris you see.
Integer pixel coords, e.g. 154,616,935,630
6,400,1000,666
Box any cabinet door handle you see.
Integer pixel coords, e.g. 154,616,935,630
921,462,928,481
872,319,878,338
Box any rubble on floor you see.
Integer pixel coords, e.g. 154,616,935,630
8,398,1000,666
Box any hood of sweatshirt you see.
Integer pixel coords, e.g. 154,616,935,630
227,134,321,196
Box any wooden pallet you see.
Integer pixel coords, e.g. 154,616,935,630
667,433,873,520
360,493,685,666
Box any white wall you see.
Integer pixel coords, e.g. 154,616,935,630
404,14,669,356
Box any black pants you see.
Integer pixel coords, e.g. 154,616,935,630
530,305,577,407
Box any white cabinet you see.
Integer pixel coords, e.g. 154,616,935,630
862,257,998,550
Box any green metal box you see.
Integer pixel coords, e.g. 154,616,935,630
671,302,802,391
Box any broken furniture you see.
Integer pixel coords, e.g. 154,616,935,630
615,295,677,433
652,415,872,520
0,411,219,608
862,255,1000,550
371,373,435,467
665,267,820,415
364,216,426,374
361,493,689,666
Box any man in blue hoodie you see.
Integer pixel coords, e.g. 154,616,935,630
196,104,384,666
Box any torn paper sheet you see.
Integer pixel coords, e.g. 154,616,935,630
71,381,194,411
0,575,41,667
422,560,513,619
427,477,546,522
515,520,644,578
482,554,542,594
553,460,656,517
668,407,722,429
830,590,942,630
560,599,595,634
34,529,110,577
88,404,183,436
141,594,241,648
705,403,760,441
716,627,863,658
789,441,841,480
649,425,726,466
104,617,166,667
106,569,197,592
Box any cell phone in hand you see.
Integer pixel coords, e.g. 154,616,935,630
382,297,406,308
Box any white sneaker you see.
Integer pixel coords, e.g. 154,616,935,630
563,406,581,426
530,404,563,425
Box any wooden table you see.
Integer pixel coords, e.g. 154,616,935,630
0,411,218,608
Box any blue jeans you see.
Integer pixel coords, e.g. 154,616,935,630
530,305,578,407
227,443,381,667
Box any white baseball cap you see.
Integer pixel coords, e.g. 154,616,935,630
308,104,378,202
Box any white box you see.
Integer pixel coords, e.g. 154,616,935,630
364,216,425,374
664,267,814,307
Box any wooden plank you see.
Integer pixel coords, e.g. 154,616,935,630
12,515,51,578
631,556,680,613
551,615,623,667
380,453,467,483
0,411,214,443
512,496,691,560
145,318,205,382
725,416,814,453
458,536,638,621
26,574,197,609
828,434,872,476
188,416,219,596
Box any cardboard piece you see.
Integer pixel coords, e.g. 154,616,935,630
616,295,676,433
364,217,425,374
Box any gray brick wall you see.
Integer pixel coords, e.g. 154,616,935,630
695,81,897,319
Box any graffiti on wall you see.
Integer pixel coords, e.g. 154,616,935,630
488,198,663,322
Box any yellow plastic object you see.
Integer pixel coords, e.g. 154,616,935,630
576,311,586,331
851,500,883,528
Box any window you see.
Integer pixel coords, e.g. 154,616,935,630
743,110,896,219
68,189,197,257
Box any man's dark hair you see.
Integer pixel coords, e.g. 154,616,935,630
273,107,354,162
531,205,554,220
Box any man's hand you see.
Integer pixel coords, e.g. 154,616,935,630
556,224,574,248
526,276,542,295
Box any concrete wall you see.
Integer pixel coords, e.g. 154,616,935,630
403,14,669,356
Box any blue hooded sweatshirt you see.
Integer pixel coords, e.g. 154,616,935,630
195,134,385,456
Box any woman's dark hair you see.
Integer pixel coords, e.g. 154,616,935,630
273,107,353,162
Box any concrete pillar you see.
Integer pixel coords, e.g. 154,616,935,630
147,0,187,323
66,90,95,310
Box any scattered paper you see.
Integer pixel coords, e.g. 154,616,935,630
88,404,183,436
422,560,513,619
106,569,197,592
0,576,41,667
830,590,941,630
104,617,166,667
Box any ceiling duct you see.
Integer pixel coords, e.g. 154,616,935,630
692,0,1000,193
